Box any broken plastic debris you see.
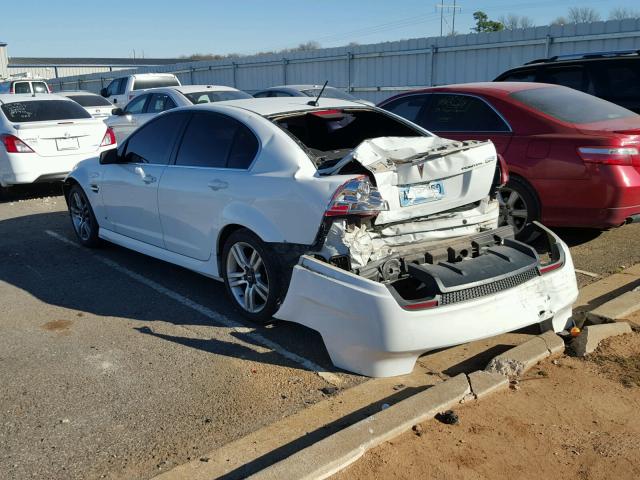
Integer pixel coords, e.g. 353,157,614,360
570,326,581,337
435,410,459,425
381,403,390,411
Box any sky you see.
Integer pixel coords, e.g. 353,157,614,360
2,0,639,58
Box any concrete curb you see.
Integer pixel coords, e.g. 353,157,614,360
248,374,471,480
587,289,640,327
571,322,633,356
248,331,565,480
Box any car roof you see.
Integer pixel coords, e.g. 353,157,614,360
130,73,178,78
381,82,564,103
171,85,241,93
182,96,371,116
0,93,73,104
264,85,336,91
57,90,100,96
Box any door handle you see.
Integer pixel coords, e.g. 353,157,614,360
208,179,228,191
134,166,157,184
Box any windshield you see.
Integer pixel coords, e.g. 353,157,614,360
1,100,92,123
133,77,180,90
510,86,637,124
273,108,425,169
184,90,252,104
66,94,113,107
301,87,358,101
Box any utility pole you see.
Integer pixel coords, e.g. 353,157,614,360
435,2,462,36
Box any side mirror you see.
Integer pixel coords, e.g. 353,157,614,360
99,148,120,165
100,88,108,97
112,107,124,116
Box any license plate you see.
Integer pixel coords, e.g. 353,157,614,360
56,137,79,151
399,181,445,207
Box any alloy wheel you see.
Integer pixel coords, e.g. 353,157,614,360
498,187,529,234
225,242,270,314
69,191,93,241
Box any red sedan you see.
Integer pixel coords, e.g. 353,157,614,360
378,82,640,233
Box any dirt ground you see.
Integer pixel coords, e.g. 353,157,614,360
335,331,640,480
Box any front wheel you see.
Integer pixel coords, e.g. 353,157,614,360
222,229,283,324
68,184,101,247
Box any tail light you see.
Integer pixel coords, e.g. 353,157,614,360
1,134,34,153
402,299,439,311
325,176,388,217
539,261,563,274
47,84,52,93
577,146,639,166
100,128,117,147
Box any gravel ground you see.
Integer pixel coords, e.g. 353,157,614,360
335,332,640,480
2,187,640,479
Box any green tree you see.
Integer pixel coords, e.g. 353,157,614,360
472,11,504,33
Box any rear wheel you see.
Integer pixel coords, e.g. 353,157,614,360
68,184,101,247
498,177,540,239
222,229,283,324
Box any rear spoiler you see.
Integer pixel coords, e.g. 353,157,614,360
13,118,102,130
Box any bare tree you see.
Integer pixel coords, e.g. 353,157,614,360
567,7,601,23
499,14,535,30
609,7,640,20
551,16,567,26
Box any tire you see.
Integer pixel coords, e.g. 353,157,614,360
221,229,283,324
67,184,101,248
498,177,541,241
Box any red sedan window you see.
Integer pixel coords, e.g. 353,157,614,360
511,86,635,124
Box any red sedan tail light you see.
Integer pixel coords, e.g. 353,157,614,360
577,146,640,166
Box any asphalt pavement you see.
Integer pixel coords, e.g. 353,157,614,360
1,186,639,479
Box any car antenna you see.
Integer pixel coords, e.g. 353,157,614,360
307,80,328,106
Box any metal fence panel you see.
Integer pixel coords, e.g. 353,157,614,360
44,19,640,102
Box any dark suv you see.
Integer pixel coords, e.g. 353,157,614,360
494,50,640,113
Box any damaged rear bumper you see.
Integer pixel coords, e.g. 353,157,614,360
275,224,578,377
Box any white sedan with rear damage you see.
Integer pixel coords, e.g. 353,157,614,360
63,97,578,377
0,94,116,191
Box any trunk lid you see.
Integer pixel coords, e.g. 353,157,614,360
329,136,498,224
14,119,106,157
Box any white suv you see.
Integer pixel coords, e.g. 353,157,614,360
0,78,50,94
99,73,181,106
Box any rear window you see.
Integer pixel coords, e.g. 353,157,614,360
32,82,48,93
13,82,31,94
184,90,252,104
66,94,113,107
273,109,423,168
510,86,636,124
300,87,357,101
1,100,92,123
133,77,180,90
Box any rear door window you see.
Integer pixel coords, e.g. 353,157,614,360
599,61,640,104
124,94,149,114
13,82,31,94
421,94,510,132
175,112,257,169
1,100,91,122
106,78,125,96
123,112,189,164
270,91,293,97
146,93,177,114
381,94,430,124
